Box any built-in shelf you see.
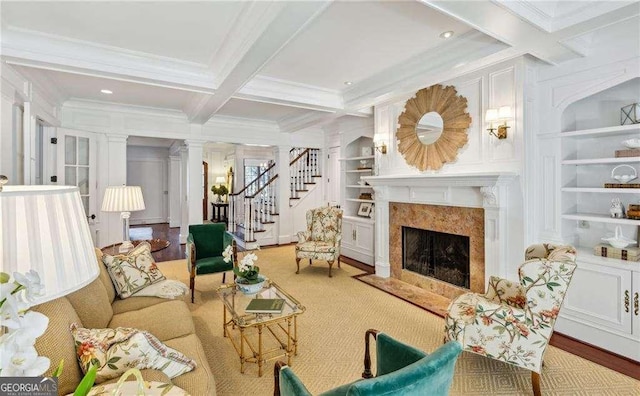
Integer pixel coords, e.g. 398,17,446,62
560,124,640,138
561,187,640,193
345,169,373,173
346,185,373,188
562,157,640,165
575,247,640,271
562,213,640,226
343,215,375,224
345,198,375,203
338,155,375,161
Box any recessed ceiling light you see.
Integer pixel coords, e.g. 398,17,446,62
344,81,353,86
100,89,113,94
439,31,454,39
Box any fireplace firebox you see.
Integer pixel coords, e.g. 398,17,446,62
402,226,470,289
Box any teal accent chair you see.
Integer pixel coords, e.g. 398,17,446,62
274,329,462,396
186,223,235,303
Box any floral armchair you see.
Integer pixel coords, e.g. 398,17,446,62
295,206,343,277
444,243,577,396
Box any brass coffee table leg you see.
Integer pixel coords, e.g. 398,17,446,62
294,316,299,356
223,306,227,338
240,327,245,374
287,318,292,366
258,325,263,377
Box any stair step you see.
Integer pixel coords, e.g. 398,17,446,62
289,197,300,200
295,189,309,192
261,221,275,224
232,230,256,243
304,182,316,185
253,229,266,233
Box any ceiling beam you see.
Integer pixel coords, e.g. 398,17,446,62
186,1,332,124
420,1,640,65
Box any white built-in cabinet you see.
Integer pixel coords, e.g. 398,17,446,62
339,136,375,266
552,88,640,361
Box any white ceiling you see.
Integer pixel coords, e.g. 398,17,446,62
1,2,244,65
15,66,195,111
260,1,473,90
2,1,638,130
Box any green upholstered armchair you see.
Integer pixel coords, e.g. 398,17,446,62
274,329,462,396
186,223,235,303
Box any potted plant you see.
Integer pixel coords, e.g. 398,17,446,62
222,246,265,294
211,184,228,203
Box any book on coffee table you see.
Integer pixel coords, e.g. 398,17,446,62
245,298,285,314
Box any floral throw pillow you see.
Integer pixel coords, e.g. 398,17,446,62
102,242,165,298
70,323,196,383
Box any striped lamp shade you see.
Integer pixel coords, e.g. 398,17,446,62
101,186,146,212
0,185,99,305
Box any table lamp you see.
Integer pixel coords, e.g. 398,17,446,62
0,179,99,305
101,185,145,253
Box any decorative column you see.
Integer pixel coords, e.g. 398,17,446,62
185,139,205,226
276,145,293,244
179,145,189,244
373,185,391,278
168,155,181,228
103,134,128,246
480,185,509,283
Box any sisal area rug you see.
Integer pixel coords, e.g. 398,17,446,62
158,245,639,395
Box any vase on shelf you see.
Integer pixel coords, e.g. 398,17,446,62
235,274,266,295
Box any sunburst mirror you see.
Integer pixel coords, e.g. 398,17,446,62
396,84,472,171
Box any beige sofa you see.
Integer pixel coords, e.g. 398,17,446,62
33,249,215,395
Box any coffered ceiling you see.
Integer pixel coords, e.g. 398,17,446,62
1,0,638,132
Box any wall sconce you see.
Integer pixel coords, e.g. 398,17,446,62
486,106,512,139
375,142,387,154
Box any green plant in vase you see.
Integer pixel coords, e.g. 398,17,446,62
211,185,228,203
223,246,265,294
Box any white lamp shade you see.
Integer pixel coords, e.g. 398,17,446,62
101,186,145,212
485,108,499,122
215,176,226,184
498,106,512,119
0,185,99,305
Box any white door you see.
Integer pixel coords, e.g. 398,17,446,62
57,129,99,245
327,146,340,206
127,159,168,225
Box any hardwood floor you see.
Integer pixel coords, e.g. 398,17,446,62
130,224,639,380
130,223,184,262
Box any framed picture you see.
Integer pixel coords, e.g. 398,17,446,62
357,202,373,217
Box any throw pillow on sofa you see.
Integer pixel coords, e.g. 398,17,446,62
102,242,165,298
70,323,196,383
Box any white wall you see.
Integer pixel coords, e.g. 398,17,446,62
126,145,169,225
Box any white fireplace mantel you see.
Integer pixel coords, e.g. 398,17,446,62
362,171,520,288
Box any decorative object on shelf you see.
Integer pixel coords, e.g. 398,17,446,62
396,84,472,171
374,141,387,154
604,182,640,188
601,225,637,248
0,184,99,382
620,103,639,125
102,185,146,253
212,177,229,203
609,198,626,218
358,159,372,169
223,245,265,295
357,202,373,217
486,106,512,139
359,192,372,200
622,138,640,149
610,164,638,184
361,147,373,156
627,204,640,220
615,148,640,158
357,180,367,186
593,244,640,261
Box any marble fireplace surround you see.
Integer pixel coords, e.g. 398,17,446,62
363,172,518,295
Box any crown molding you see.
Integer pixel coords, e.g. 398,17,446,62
9,63,67,105
343,31,509,110
1,26,216,91
63,99,188,120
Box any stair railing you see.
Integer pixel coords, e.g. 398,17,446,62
289,148,320,199
228,161,277,243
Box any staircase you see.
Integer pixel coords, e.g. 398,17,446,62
289,148,321,207
229,148,321,249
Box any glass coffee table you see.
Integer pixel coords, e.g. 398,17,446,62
217,279,305,376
